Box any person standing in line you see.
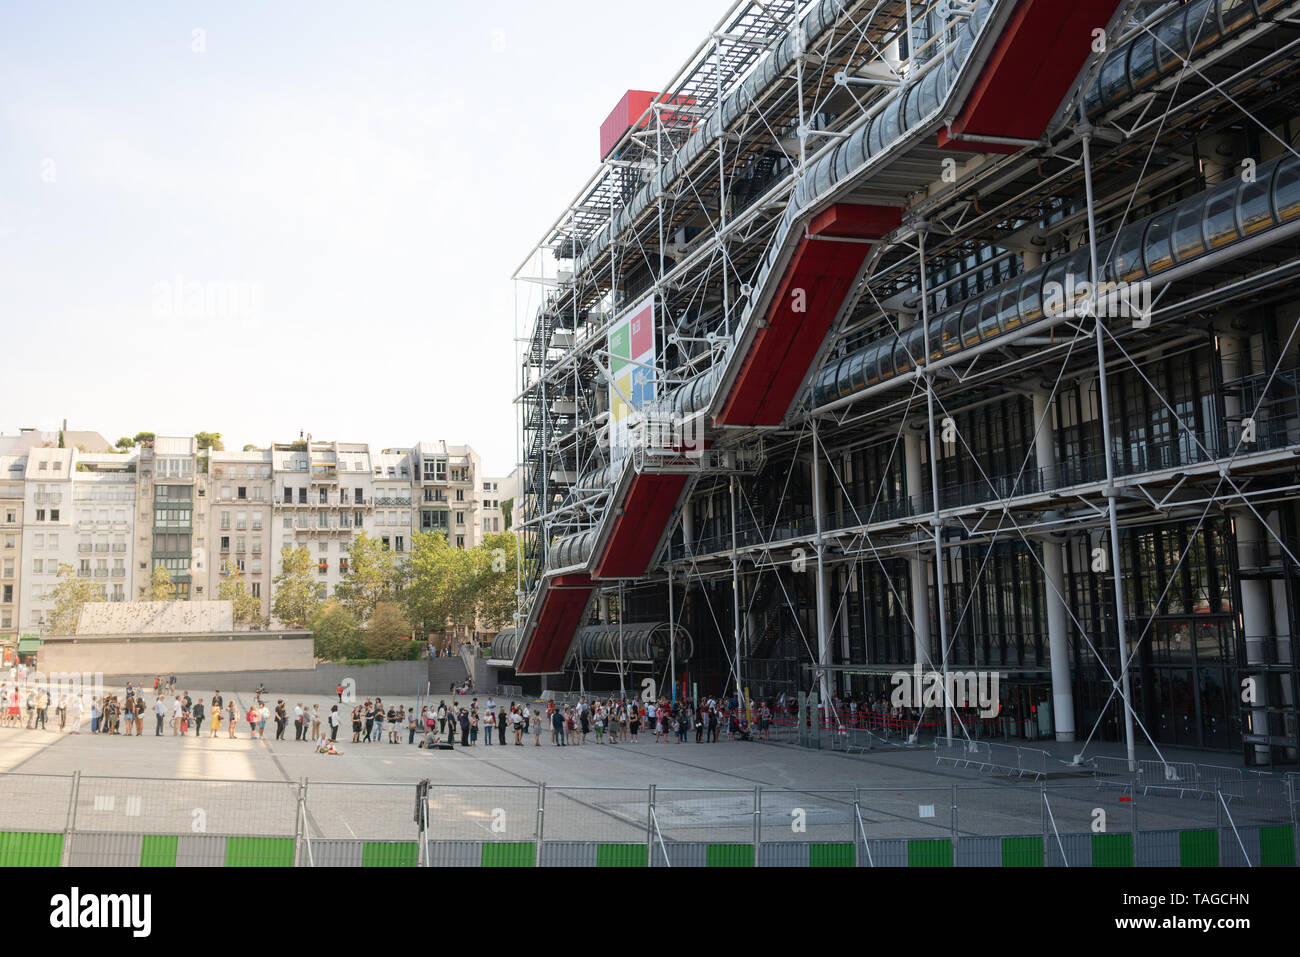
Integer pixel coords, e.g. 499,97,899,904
210,701,222,737
274,700,288,740
247,703,260,737
153,695,166,736
483,707,495,745
372,704,385,743
459,708,470,746
259,701,269,739
171,695,181,735
293,702,303,740
311,704,321,742
497,707,508,745
328,704,340,742
34,688,47,730
437,701,447,735
551,707,565,747
227,701,238,739
55,694,67,732
707,706,719,743
406,706,417,745
364,701,375,742
469,709,478,746
350,705,362,742
192,698,205,737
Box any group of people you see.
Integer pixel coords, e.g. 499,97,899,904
408,695,774,748
4,669,779,754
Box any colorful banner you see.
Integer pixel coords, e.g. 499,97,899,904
609,296,656,468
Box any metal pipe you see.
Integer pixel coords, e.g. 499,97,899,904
1081,116,1137,773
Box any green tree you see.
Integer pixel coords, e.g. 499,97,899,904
218,560,263,627
133,432,155,446
334,531,398,621
308,600,364,660
147,566,174,601
47,564,105,634
403,531,477,641
473,531,519,632
364,601,416,660
271,545,324,628
500,497,513,529
115,436,135,451
242,444,259,452
195,431,224,451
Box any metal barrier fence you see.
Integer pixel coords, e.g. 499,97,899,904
0,771,1295,866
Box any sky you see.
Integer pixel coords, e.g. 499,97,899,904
0,0,727,475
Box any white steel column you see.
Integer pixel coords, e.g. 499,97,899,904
904,428,932,666
918,229,953,743
1081,119,1137,771
812,423,833,712
1032,390,1075,742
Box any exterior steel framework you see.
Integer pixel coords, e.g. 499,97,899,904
511,0,1300,767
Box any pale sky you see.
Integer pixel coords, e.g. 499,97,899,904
0,0,726,475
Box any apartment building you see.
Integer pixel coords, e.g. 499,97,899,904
20,447,75,631
372,448,414,558
412,441,485,549
71,454,136,606
480,476,510,538
207,448,273,620
271,440,375,598
1,453,26,650
133,436,207,601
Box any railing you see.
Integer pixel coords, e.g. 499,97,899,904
0,772,1291,867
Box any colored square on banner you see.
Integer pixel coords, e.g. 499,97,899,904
612,372,633,422
631,365,654,406
629,304,653,357
609,324,630,375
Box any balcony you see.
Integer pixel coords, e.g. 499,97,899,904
94,544,110,553
78,544,93,553
309,466,338,483
93,569,109,579
111,543,126,553
374,496,412,507
111,568,125,578
33,492,62,505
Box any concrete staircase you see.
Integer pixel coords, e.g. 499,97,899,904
426,655,471,694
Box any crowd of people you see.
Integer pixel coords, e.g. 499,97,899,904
4,663,781,754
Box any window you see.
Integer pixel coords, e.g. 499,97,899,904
483,482,491,491
395,535,404,552
251,581,261,598
455,535,464,548
3,534,13,548
2,585,11,604
381,537,390,550
35,509,45,522
221,511,231,529
455,511,464,525
2,560,11,577
455,490,464,502
49,534,59,548
354,488,363,504
283,516,293,529
221,486,231,500
1,612,10,628
4,510,15,524
297,488,307,504
220,536,230,552
51,509,59,521
32,558,43,574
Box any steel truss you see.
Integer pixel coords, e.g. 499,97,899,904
511,0,1300,767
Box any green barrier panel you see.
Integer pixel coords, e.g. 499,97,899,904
597,843,646,867
1001,836,1044,867
225,837,294,867
809,843,854,867
140,835,178,867
908,839,953,867
0,832,64,867
1259,826,1296,867
1092,833,1133,867
363,842,418,867
706,844,754,867
1178,829,1218,867
481,842,535,867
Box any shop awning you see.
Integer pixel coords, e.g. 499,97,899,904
16,638,42,655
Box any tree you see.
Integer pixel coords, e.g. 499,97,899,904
133,432,155,446
115,436,135,451
474,531,519,632
334,531,398,621
147,566,174,601
195,431,224,451
364,601,416,660
218,561,263,627
403,531,477,641
47,564,105,634
242,444,259,452
308,600,364,660
500,497,513,530
272,545,324,628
